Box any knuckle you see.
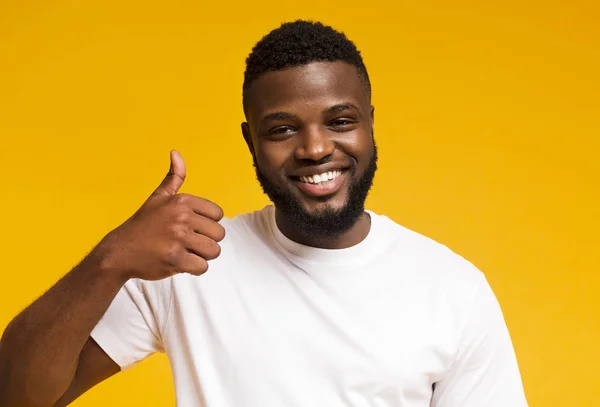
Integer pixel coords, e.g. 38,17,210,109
174,193,189,205
175,211,190,224
169,222,187,239
174,227,187,240
164,243,181,266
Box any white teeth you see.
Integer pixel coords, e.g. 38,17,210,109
299,170,342,184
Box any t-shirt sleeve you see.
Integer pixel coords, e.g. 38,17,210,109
431,275,529,407
90,278,172,371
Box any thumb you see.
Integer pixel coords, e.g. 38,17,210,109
152,150,186,196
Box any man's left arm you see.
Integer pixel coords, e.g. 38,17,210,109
432,275,529,407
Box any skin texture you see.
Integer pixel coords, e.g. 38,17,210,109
0,61,377,406
242,61,376,249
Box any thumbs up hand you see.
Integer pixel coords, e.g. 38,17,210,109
91,150,226,281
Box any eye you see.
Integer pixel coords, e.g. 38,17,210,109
264,125,297,140
269,126,295,135
329,118,357,130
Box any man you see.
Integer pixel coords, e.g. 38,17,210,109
0,20,528,407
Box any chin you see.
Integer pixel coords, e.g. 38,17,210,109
300,195,348,215
294,184,348,205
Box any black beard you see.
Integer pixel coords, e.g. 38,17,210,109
254,141,378,238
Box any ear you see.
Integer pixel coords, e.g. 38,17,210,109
370,105,375,138
241,122,255,156
370,105,375,126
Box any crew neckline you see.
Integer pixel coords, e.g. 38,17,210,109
266,205,393,272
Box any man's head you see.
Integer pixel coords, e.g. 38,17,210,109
241,20,377,238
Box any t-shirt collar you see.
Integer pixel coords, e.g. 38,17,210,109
266,205,392,272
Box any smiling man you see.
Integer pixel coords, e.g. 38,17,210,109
243,54,377,247
0,21,528,407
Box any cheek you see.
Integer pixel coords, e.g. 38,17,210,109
256,143,289,177
338,131,373,165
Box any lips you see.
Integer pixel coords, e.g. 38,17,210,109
292,170,347,197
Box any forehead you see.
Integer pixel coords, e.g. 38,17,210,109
245,61,369,122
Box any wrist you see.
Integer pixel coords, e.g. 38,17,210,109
84,239,131,285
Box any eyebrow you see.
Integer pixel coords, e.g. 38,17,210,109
262,111,297,123
326,103,359,114
259,103,360,126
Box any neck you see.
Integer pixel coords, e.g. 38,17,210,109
274,209,372,249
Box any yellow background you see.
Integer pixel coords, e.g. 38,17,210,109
1,1,598,406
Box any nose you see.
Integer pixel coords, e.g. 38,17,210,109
294,126,335,162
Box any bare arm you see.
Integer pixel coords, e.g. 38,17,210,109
0,256,126,407
52,338,121,407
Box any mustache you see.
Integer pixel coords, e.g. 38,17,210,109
252,156,355,177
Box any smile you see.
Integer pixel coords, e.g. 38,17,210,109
292,170,346,197
298,170,343,185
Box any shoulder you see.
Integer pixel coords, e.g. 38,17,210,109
370,210,486,287
372,212,498,339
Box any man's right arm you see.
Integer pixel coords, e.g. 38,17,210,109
0,256,125,407
52,337,121,407
0,151,225,407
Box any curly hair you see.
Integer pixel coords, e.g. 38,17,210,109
242,20,371,113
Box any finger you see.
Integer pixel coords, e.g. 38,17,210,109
185,233,221,261
152,150,186,197
188,214,226,242
176,251,209,276
191,197,224,222
173,194,224,222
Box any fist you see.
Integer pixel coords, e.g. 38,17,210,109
93,150,226,280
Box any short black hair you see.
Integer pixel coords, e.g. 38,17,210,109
242,20,371,114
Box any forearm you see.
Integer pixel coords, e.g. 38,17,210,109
0,252,127,407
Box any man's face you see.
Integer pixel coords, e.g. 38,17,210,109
242,61,377,236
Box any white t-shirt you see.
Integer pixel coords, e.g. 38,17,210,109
91,205,528,407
